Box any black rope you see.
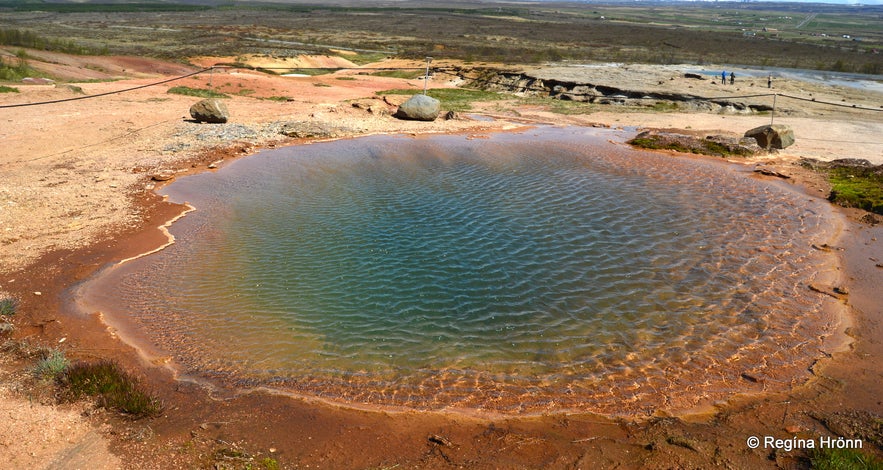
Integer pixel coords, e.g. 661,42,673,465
0,67,212,108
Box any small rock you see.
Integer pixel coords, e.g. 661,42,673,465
785,425,802,434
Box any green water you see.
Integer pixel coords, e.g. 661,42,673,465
93,127,840,414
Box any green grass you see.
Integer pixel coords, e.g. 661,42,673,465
0,85,18,93
261,457,281,470
369,69,425,79
167,86,229,99
61,360,163,419
33,349,69,380
264,96,293,102
810,447,883,470
377,87,507,112
628,135,754,157
827,167,883,215
0,297,17,316
286,68,337,76
0,56,45,82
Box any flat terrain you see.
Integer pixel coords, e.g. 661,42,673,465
1,2,882,469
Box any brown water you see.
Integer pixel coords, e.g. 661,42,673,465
78,127,845,416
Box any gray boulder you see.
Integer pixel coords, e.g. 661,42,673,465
744,124,794,150
190,99,229,123
395,94,441,121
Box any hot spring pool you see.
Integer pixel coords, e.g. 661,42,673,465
80,127,843,415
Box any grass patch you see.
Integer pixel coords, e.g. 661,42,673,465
0,297,17,316
628,134,754,158
376,87,507,112
0,85,19,93
264,96,293,102
369,69,425,79
810,447,883,470
0,55,45,82
33,349,69,380
167,86,229,99
827,167,883,215
286,68,337,76
61,360,163,419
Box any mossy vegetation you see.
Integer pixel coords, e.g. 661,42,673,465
61,360,164,419
0,85,19,93
827,167,883,215
810,447,883,470
167,86,229,99
628,134,755,158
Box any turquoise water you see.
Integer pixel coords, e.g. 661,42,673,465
93,127,840,414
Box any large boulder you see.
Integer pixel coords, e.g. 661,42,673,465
190,99,229,123
744,124,794,150
394,94,441,121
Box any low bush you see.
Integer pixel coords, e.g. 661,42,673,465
61,360,163,419
33,349,69,380
0,297,17,316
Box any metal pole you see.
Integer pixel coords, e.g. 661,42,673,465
770,93,776,126
423,57,433,95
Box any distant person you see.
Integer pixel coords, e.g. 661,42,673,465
729,71,735,85
721,70,727,84
767,74,772,88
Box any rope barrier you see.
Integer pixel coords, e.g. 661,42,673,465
0,67,212,108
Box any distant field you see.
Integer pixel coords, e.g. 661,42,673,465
0,1,879,74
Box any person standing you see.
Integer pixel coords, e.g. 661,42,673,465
767,74,772,88
721,70,727,84
730,71,735,85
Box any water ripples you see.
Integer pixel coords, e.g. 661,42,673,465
96,127,841,415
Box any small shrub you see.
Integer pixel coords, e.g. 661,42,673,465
34,349,69,380
0,297,17,316
0,85,19,93
167,86,228,99
810,447,883,470
61,360,163,419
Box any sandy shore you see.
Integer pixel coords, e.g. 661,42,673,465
1,54,881,468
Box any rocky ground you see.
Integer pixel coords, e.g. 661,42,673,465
1,50,882,468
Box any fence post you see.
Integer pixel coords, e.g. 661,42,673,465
770,93,777,126
423,57,433,95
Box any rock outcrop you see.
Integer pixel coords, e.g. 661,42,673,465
744,124,794,150
394,94,440,121
279,121,361,139
190,99,229,124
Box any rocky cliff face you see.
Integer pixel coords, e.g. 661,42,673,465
459,67,774,114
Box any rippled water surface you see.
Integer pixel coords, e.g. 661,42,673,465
91,127,840,414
